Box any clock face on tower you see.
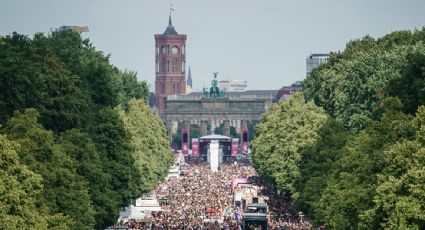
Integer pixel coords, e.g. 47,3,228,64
161,46,167,54
172,46,179,54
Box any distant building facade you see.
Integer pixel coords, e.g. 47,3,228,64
55,26,89,33
218,80,248,92
306,53,329,75
275,81,302,101
155,16,187,114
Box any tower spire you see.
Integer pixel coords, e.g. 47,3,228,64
164,13,178,35
168,14,173,27
187,66,192,88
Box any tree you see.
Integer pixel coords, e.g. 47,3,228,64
252,93,328,197
0,134,48,230
295,118,349,222
360,106,425,229
88,107,141,226
0,30,162,228
45,30,120,107
57,129,116,229
316,98,416,229
387,45,425,115
116,70,150,110
0,32,90,133
303,28,425,131
118,99,174,192
2,109,94,230
254,28,425,229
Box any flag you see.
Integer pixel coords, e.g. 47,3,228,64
170,3,175,11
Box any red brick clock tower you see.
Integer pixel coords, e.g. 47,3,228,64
155,16,187,114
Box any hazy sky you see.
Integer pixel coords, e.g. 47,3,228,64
1,0,425,91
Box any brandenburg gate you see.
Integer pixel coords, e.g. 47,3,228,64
164,74,275,140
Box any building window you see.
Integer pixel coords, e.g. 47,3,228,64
172,58,178,72
167,61,170,72
162,58,166,73
156,61,159,73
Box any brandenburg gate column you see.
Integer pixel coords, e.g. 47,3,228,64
223,120,230,137
183,120,189,131
200,120,208,136
240,120,248,132
210,121,216,134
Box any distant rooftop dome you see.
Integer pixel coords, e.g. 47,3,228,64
164,15,178,35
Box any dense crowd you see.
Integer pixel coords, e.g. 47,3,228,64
115,158,313,229
152,160,252,229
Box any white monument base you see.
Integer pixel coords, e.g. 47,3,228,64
210,140,219,172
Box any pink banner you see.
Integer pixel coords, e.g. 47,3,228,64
191,139,199,157
182,143,188,155
231,177,248,191
231,138,239,156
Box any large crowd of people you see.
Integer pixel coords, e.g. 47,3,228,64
114,158,314,229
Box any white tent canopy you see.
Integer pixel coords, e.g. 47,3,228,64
200,134,231,140
118,196,162,221
118,205,147,221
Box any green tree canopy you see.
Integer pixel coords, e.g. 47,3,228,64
254,28,425,229
0,30,153,229
2,109,94,229
118,99,174,192
252,92,328,197
0,134,48,230
303,28,425,131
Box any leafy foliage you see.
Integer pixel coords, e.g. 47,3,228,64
118,99,174,192
253,28,425,229
252,93,328,197
295,118,349,221
0,31,168,229
87,107,142,227
0,134,48,230
57,129,117,229
2,109,94,229
303,28,425,131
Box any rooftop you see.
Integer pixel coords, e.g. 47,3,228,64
309,53,329,58
164,16,178,35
